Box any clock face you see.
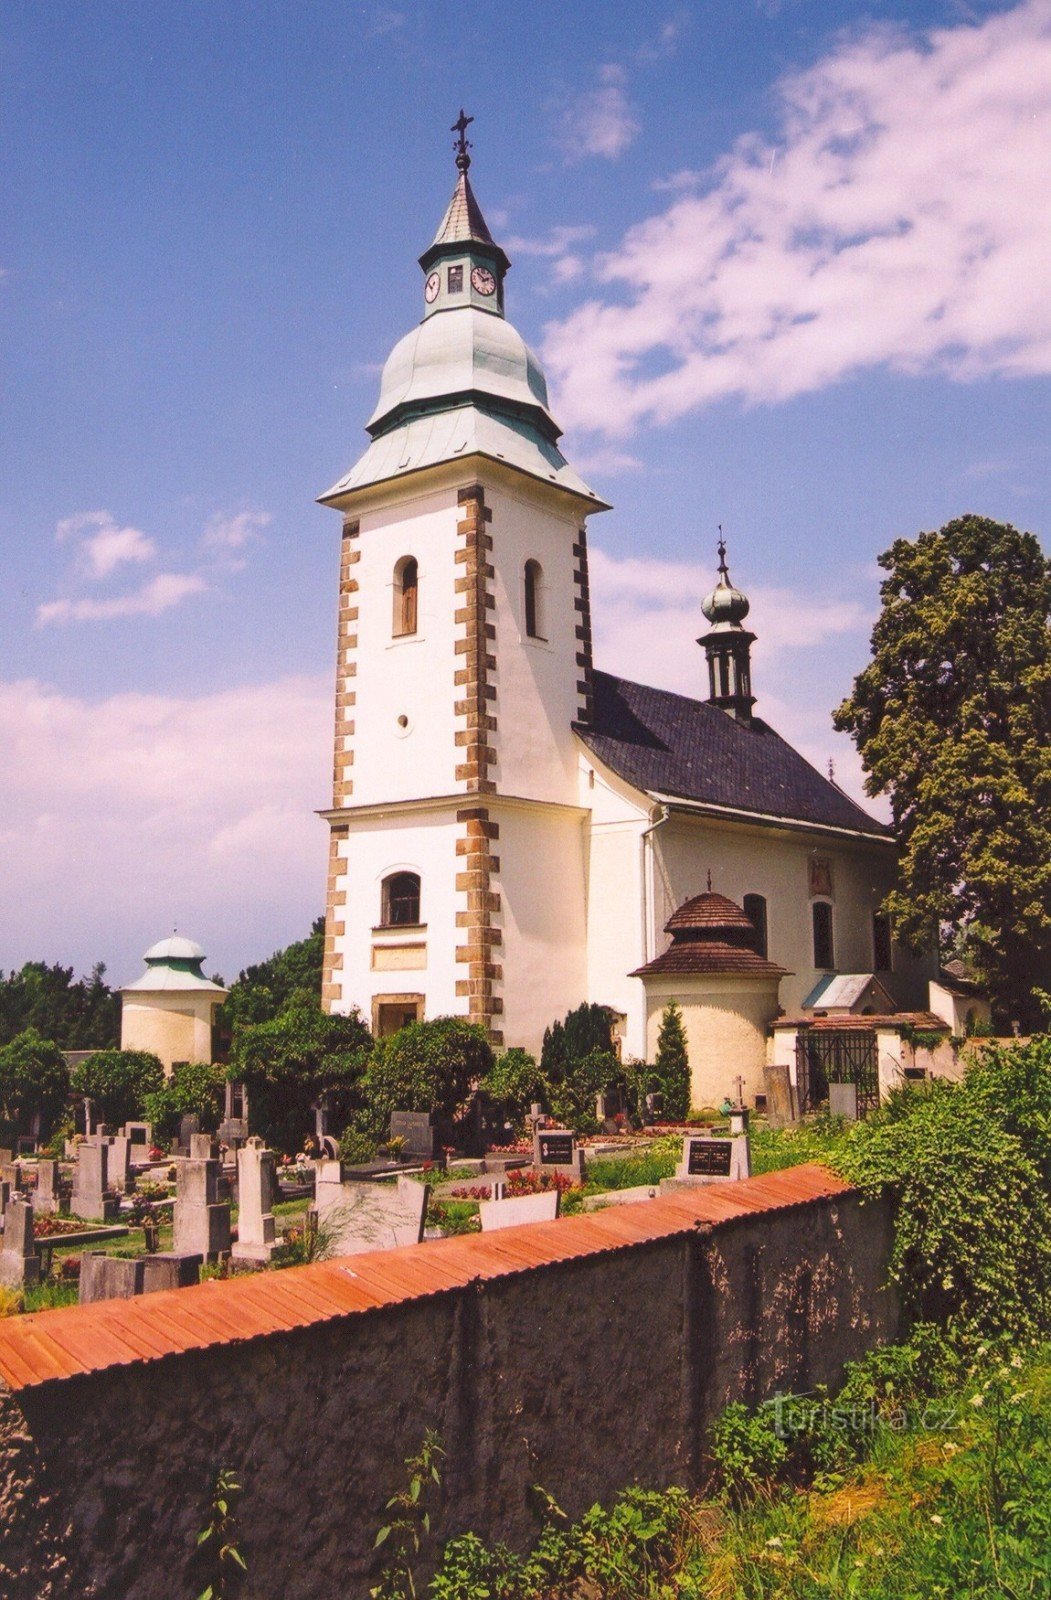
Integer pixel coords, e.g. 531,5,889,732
424,272,440,304
471,265,497,296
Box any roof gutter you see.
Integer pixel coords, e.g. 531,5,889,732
649,793,896,848
640,804,671,967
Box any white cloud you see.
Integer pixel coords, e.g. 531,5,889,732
56,510,156,579
560,64,640,161
544,0,1051,435
35,573,208,627
0,675,332,981
200,510,271,556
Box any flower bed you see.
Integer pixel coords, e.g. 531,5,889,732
31,1215,95,1239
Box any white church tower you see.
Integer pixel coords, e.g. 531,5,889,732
318,115,609,1044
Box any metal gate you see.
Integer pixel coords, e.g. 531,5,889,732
795,1029,879,1116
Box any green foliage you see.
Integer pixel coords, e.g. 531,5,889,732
371,1430,444,1600
0,960,119,1050
963,1034,1051,1184
835,1079,1051,1338
362,1018,493,1134
548,1048,620,1134
144,1060,225,1142
219,916,325,1032
540,1003,616,1084
194,1467,246,1600
709,1401,789,1506
338,1126,378,1164
69,1049,164,1128
583,1136,680,1192
481,1048,547,1129
0,1028,70,1134
229,994,371,1153
834,515,1051,1028
653,999,690,1119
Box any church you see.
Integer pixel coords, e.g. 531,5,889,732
317,123,935,1095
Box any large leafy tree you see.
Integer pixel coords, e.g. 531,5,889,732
219,916,325,1032
70,1049,165,1128
834,516,1051,1027
361,1017,493,1136
0,961,119,1049
0,1028,71,1136
229,994,372,1151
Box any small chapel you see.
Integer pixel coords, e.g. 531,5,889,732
317,121,936,1101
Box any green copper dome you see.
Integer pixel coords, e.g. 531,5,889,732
701,540,752,631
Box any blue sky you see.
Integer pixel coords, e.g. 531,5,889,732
2,0,1049,985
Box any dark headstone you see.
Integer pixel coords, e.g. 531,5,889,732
389,1112,437,1162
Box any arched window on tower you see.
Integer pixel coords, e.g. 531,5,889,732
524,559,545,640
743,894,768,959
812,901,835,970
393,556,419,637
381,871,421,927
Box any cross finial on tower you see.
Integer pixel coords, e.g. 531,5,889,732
716,526,729,581
707,868,713,893
452,108,474,172
828,757,836,782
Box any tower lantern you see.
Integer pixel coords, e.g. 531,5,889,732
698,538,756,723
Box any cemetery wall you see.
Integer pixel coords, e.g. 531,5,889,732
0,1177,897,1600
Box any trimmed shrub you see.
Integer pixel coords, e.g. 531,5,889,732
144,1060,226,1142
0,1028,70,1136
482,1048,547,1130
362,1017,494,1133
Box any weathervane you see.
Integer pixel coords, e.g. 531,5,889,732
452,108,474,172
717,525,729,581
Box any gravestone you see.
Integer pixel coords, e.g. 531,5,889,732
123,1123,152,1166
32,1159,61,1215
79,1253,145,1303
107,1136,132,1193
763,1065,797,1130
0,1200,41,1288
1,1161,22,1194
189,1132,219,1161
829,1081,859,1122
313,1172,427,1256
178,1114,201,1155
142,1253,202,1294
673,1134,751,1184
0,1181,9,1220
478,1190,559,1232
173,1158,231,1261
232,1138,278,1262
71,1142,120,1222
389,1112,436,1163
532,1128,585,1181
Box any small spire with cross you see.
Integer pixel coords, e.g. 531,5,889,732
452,108,474,172
717,525,729,581
706,868,713,893
828,757,836,782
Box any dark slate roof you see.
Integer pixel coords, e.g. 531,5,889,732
431,172,496,249
577,672,891,840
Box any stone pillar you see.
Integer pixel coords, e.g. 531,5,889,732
232,1139,278,1263
0,1200,41,1288
79,1254,144,1303
142,1253,202,1294
173,1158,231,1261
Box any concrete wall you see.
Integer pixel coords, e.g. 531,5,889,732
0,1189,896,1600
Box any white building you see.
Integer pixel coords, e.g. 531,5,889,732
120,934,227,1075
318,136,934,1066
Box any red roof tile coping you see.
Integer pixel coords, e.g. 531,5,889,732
773,1012,949,1031
0,1165,850,1393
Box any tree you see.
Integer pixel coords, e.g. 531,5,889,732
654,1000,691,1119
540,1003,616,1085
0,1029,71,1136
219,918,325,1033
0,961,119,1049
361,1017,493,1135
144,1060,227,1142
481,1048,548,1131
834,516,1051,1028
69,1049,165,1128
229,995,372,1151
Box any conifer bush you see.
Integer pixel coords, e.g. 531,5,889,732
653,999,690,1119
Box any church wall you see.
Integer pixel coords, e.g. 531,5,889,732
345,485,462,808
493,802,588,1053
120,996,215,1076
484,480,587,806
326,809,466,1028
653,816,932,1016
579,757,652,1059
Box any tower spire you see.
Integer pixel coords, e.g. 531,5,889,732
698,532,757,723
452,108,474,172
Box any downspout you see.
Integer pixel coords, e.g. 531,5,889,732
640,803,671,966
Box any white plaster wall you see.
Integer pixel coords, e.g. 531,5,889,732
484,479,585,806
329,808,466,1026
349,486,462,807
642,976,781,1108
120,995,217,1075
494,802,589,1054
578,758,651,1059
652,814,934,1015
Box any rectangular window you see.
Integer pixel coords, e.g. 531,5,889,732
873,912,893,971
743,894,768,959
812,902,835,970
447,265,463,293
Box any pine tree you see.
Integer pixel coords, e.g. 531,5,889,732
655,1000,690,1119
